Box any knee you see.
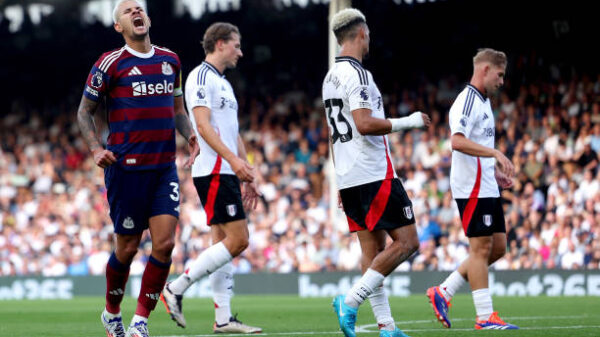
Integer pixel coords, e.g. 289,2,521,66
229,236,249,257
471,242,493,259
407,237,420,256
489,245,506,264
153,238,175,257
116,241,140,262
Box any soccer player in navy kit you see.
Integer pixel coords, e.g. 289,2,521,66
76,1,199,337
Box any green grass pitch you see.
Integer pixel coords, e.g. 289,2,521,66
0,295,598,336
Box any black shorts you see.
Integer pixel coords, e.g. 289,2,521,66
340,178,415,232
455,197,506,237
194,174,246,225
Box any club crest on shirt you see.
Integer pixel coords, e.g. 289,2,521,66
460,117,468,127
483,214,492,227
359,87,369,101
91,71,103,88
403,206,413,220
227,204,237,217
162,62,173,75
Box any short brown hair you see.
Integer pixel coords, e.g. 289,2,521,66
473,48,507,68
202,22,240,54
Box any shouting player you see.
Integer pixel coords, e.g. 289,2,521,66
77,1,199,336
426,48,518,330
323,8,431,337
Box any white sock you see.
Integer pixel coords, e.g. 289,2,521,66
345,268,385,308
169,242,232,295
472,288,493,321
130,314,147,325
368,286,395,331
440,271,466,301
211,262,234,325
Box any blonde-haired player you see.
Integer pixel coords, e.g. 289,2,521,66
426,48,518,330
323,8,431,337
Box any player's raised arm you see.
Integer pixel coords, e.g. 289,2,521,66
76,95,116,168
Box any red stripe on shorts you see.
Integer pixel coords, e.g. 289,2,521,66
462,157,482,234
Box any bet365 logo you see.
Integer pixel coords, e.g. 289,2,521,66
132,80,174,96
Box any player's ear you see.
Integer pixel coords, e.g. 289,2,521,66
114,21,123,33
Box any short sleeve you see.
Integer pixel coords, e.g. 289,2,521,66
449,90,478,137
83,55,111,101
172,53,183,97
346,71,372,111
186,71,215,110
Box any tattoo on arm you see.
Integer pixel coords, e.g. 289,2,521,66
175,113,194,141
76,96,101,151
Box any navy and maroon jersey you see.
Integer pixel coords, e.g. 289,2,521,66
83,44,183,170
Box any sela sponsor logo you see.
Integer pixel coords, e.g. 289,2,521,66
126,158,137,165
122,216,135,229
161,61,173,75
132,80,174,96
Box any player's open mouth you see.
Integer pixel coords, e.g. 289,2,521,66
133,17,144,28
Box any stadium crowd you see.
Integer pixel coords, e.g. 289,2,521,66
1,62,600,277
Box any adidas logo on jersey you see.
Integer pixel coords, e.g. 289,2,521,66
128,66,142,76
483,113,489,120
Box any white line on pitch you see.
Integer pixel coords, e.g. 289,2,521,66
155,324,600,337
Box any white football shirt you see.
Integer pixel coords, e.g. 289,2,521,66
185,61,239,177
449,84,499,198
322,56,397,189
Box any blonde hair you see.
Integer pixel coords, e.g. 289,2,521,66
113,0,145,24
473,48,507,68
331,8,366,44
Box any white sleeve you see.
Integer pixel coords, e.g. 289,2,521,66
449,91,478,137
346,71,372,111
187,72,215,110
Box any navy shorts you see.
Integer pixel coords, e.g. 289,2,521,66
194,174,246,225
340,178,415,233
105,164,180,234
455,197,506,237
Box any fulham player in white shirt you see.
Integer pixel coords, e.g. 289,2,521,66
427,48,518,330
324,8,431,337
160,22,261,334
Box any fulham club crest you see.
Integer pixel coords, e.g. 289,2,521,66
483,214,492,227
226,204,237,217
403,206,413,220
